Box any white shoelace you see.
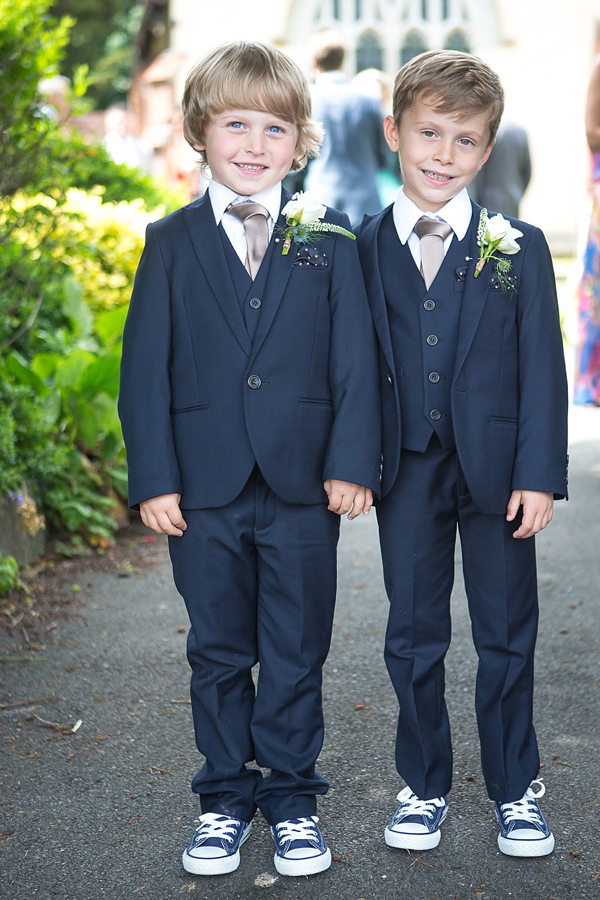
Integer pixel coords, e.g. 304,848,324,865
396,786,445,819
499,779,546,827
194,813,240,844
275,817,319,843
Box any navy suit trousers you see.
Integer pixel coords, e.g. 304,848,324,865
168,467,340,825
376,437,541,804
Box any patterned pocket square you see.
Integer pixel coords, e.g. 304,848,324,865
293,247,329,268
489,271,518,291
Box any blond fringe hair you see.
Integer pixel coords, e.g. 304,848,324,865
183,41,323,172
392,50,504,144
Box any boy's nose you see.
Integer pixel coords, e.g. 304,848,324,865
433,141,454,164
245,131,266,154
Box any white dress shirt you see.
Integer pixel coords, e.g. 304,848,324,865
208,181,282,265
391,187,473,267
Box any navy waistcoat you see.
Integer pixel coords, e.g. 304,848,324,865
218,224,276,343
378,210,467,451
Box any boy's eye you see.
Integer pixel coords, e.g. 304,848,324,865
422,130,436,138
228,121,244,129
267,125,284,133
459,138,474,146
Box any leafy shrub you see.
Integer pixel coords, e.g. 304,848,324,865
0,553,20,597
0,0,178,546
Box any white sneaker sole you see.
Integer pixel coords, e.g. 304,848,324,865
274,847,332,876
385,825,441,851
497,832,555,857
182,824,251,875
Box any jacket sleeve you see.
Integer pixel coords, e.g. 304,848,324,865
322,211,382,495
510,226,569,498
118,223,183,509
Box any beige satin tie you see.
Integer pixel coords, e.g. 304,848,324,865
414,217,453,289
226,201,269,279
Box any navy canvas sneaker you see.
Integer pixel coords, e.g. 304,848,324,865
385,785,449,850
271,816,332,876
182,812,252,875
495,779,555,857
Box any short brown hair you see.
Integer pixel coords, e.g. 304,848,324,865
182,41,323,172
392,50,504,144
311,31,345,72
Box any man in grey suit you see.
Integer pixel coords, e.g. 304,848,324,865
469,120,531,218
305,33,389,227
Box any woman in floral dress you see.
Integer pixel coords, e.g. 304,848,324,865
575,56,600,406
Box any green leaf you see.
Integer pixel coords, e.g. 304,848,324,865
73,397,99,448
77,353,121,399
6,352,45,390
55,350,96,389
94,305,127,347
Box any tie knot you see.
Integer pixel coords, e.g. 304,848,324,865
414,217,452,241
226,201,269,224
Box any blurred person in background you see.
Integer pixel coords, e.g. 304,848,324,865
352,67,401,208
38,75,71,123
165,107,206,201
469,119,531,219
103,104,153,173
574,55,600,406
305,31,389,227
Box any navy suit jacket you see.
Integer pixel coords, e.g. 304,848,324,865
357,201,568,515
119,189,381,510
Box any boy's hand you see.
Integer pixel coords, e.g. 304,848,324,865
506,489,553,539
324,480,373,519
139,493,187,537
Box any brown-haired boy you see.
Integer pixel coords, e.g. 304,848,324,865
119,41,380,877
357,50,568,857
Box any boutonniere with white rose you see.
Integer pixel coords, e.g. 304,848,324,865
279,190,355,255
474,209,523,291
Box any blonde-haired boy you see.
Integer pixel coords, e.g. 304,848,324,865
357,50,568,857
119,40,380,877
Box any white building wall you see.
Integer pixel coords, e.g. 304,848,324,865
167,0,600,252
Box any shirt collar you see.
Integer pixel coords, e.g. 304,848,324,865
208,180,283,226
392,187,472,244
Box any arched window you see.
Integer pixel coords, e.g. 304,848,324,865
401,30,428,66
287,0,498,76
444,29,472,53
356,30,383,72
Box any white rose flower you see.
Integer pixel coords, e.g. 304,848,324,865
486,214,523,255
282,190,326,224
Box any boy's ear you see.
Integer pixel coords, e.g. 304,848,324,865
383,115,399,152
477,139,495,171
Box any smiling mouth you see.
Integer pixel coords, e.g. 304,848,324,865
235,163,267,172
423,170,454,182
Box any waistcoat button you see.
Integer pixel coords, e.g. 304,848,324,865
247,375,262,389
429,372,440,383
426,335,438,346
424,299,435,310
249,297,261,309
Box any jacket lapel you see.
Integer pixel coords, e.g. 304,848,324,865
248,190,296,364
453,202,491,381
357,210,395,374
182,195,252,356
248,212,296,363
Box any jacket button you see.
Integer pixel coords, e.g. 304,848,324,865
429,372,440,383
424,299,435,310
386,373,394,385
426,335,438,346
247,375,262,389
249,297,261,309
430,409,442,420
